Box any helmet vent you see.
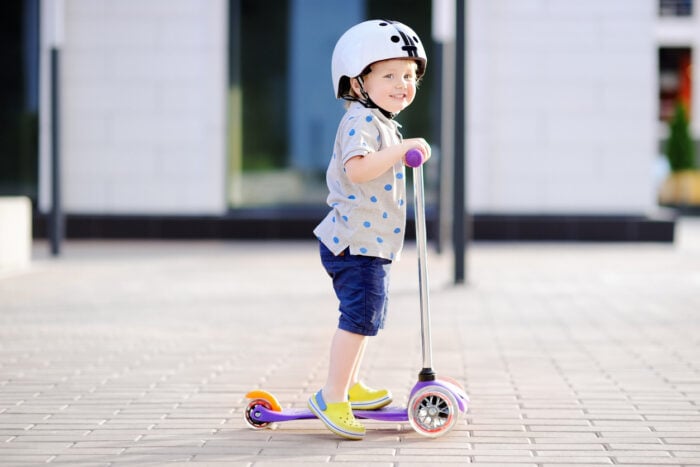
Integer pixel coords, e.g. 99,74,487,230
396,30,418,57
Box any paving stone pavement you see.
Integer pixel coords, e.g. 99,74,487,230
1,219,700,466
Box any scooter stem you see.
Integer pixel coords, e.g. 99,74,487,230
412,162,436,381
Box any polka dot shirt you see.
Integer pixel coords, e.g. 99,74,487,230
314,102,407,261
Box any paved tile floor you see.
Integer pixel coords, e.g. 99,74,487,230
1,219,699,465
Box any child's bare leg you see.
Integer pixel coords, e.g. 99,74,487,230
349,337,368,386
347,335,393,410
322,329,367,403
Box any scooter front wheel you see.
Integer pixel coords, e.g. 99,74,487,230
408,385,459,437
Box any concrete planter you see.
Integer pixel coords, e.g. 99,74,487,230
0,196,32,272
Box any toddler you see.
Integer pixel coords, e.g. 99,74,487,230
310,19,431,440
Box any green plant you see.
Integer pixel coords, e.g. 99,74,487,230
665,102,696,172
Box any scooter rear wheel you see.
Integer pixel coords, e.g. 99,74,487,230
244,398,273,430
408,385,459,437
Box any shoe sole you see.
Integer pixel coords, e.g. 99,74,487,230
350,396,393,410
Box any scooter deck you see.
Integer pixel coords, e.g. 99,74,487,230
249,404,409,424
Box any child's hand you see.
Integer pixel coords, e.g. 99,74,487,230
403,138,431,166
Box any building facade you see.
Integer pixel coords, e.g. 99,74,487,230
2,0,693,240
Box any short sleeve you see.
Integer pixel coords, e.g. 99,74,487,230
340,113,382,164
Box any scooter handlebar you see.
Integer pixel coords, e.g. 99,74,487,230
404,148,424,168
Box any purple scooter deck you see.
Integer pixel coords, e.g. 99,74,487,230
248,405,409,424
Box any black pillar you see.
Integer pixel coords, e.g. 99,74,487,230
452,0,467,284
50,46,63,256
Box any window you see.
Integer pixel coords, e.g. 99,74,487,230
227,0,434,208
659,47,693,121
659,0,694,17
0,0,40,199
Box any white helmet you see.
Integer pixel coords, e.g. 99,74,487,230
332,20,427,100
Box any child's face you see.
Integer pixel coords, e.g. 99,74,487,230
353,59,418,114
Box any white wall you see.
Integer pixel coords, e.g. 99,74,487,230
40,0,228,215
467,0,657,214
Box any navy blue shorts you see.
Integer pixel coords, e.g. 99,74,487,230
320,242,392,337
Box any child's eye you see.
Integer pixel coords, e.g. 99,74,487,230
384,73,394,79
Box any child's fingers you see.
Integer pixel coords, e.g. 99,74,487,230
418,141,431,160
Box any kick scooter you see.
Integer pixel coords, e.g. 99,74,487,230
244,149,469,437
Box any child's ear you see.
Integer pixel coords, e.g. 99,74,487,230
350,77,362,96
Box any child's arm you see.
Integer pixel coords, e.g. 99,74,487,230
345,138,431,184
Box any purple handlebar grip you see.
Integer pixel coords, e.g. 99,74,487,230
405,148,424,168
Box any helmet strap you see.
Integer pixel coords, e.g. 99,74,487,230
355,76,396,119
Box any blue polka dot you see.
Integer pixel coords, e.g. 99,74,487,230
376,135,381,142
370,196,378,203
360,247,368,254
349,129,356,136
348,195,356,200
376,237,384,243
394,227,401,234
397,173,403,179
390,253,395,259
363,221,371,228
333,237,340,244
332,216,336,223
384,184,392,191
399,199,404,206
342,215,349,222
366,115,373,122
331,202,339,207
382,212,388,219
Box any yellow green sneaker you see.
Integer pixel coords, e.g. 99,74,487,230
348,382,392,410
308,390,365,440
